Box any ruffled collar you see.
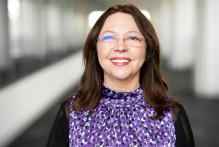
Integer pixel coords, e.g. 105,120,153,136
100,83,149,107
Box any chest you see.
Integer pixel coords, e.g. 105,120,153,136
69,106,176,146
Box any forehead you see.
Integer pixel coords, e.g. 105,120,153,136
100,12,141,35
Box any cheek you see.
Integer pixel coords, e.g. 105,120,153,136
97,44,102,60
97,45,102,62
138,54,146,67
137,47,146,63
97,44,108,68
97,44,111,61
141,45,147,62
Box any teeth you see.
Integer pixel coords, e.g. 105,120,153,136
111,59,130,63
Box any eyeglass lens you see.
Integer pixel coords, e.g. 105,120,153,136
99,32,144,48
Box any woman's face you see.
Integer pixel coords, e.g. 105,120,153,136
97,12,146,86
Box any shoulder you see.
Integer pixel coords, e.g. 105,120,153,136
47,98,72,147
171,102,185,117
61,99,70,107
59,96,77,119
56,96,75,120
59,99,70,112
171,102,191,125
60,96,77,109
171,102,195,146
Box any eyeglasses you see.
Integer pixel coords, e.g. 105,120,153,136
97,32,145,48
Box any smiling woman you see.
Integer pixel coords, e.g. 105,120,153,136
96,13,146,92
47,3,195,147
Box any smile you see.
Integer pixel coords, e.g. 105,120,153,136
110,57,131,66
111,59,130,63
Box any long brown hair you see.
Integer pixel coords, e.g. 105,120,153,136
73,3,174,119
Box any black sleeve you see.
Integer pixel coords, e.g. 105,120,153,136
46,100,70,147
174,103,195,147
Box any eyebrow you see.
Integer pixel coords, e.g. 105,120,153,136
100,30,141,36
100,31,115,36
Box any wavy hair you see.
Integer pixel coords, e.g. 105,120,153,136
73,3,174,119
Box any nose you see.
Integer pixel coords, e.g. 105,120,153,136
114,38,127,51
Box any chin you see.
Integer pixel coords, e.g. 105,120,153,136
112,73,132,81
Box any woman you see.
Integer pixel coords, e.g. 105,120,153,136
47,4,195,147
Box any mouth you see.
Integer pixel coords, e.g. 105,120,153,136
110,57,131,66
111,59,131,63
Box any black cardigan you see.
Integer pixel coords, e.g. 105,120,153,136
47,100,195,147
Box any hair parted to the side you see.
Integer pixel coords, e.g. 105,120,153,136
73,3,175,119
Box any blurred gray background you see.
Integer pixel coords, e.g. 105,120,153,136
0,0,219,146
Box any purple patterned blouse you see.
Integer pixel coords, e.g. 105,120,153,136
69,83,176,146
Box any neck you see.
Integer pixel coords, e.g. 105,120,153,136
104,78,140,92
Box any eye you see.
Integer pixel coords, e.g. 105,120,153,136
128,36,141,41
126,32,143,42
101,34,116,41
102,36,113,40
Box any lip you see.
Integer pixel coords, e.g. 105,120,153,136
110,57,131,66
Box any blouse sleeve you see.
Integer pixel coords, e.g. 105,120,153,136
46,100,70,147
173,103,195,147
